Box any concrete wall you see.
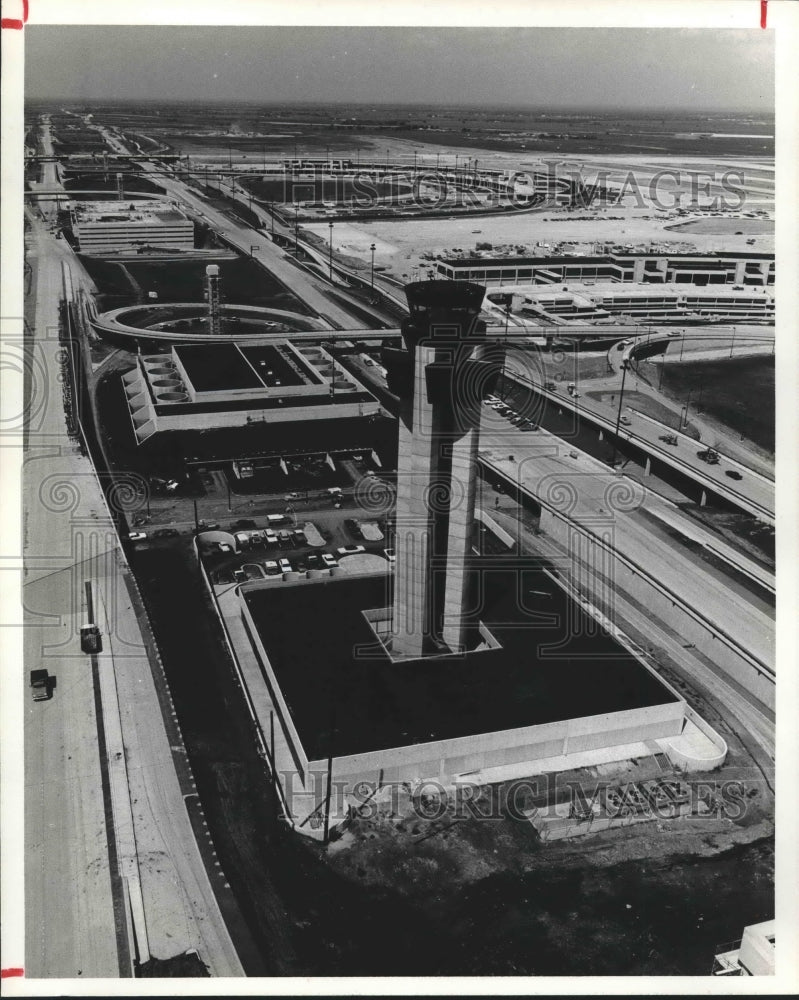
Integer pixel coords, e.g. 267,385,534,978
148,398,379,431
306,700,685,789
538,506,775,710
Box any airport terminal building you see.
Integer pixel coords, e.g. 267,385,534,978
436,251,775,288
70,198,195,254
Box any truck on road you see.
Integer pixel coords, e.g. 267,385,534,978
80,581,103,654
30,669,51,701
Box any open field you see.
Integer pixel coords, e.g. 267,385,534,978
665,218,773,235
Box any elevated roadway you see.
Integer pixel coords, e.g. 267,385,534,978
502,362,775,524
477,420,774,698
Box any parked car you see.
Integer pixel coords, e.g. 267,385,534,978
263,560,280,576
337,545,366,556
620,415,632,426
307,554,321,569
345,518,363,537
198,520,220,531
725,469,743,481
279,558,293,573
127,531,147,542
232,518,257,530
321,553,338,568
153,528,179,539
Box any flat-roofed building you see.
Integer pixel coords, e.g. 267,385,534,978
713,920,775,976
122,339,380,443
70,199,195,254
437,251,774,288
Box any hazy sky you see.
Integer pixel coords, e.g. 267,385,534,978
25,26,774,111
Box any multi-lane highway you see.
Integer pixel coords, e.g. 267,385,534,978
478,414,775,681
502,361,775,524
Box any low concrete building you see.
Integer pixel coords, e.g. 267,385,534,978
122,340,380,443
437,251,775,288
70,198,195,254
219,563,726,838
713,920,775,976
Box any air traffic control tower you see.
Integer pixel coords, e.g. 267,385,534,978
384,281,503,657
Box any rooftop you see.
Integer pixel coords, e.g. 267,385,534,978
243,561,678,761
72,199,189,226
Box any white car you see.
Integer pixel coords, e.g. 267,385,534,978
278,558,293,573
127,531,147,542
263,560,280,575
321,552,338,568
337,545,365,556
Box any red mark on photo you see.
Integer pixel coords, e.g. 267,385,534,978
760,0,768,29
1,0,28,29
1,968,24,978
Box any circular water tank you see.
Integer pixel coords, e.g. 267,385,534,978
157,391,189,402
152,378,181,388
147,366,175,376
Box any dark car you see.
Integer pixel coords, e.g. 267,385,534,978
153,527,180,539
725,469,743,481
344,518,363,537
232,519,257,530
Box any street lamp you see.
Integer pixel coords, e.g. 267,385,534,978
294,202,299,251
370,243,376,290
610,361,630,469
328,220,334,279
729,326,737,359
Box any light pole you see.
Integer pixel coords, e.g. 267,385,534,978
294,202,299,251
729,326,736,359
270,201,275,236
370,243,376,291
328,220,334,279
679,331,686,361
610,361,629,469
